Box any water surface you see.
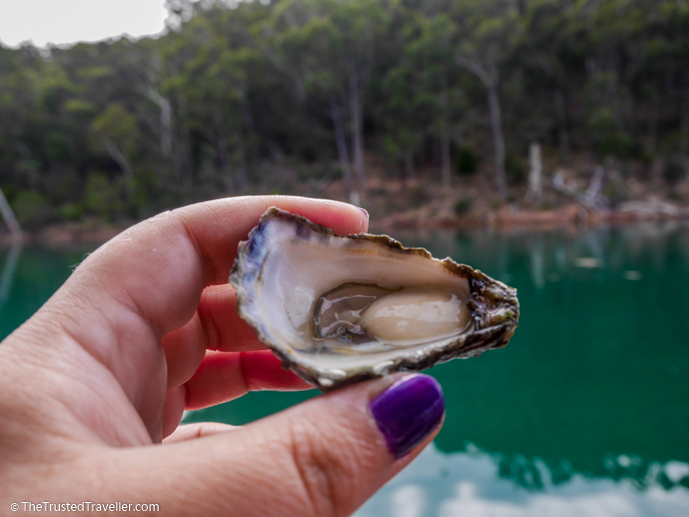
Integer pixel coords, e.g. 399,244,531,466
2,222,688,516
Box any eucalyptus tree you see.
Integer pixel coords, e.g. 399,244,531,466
90,103,138,198
562,0,635,161
256,0,388,202
0,44,42,190
623,0,689,160
374,3,431,181
405,13,460,188
378,64,425,180
452,0,522,199
161,2,265,193
511,0,574,166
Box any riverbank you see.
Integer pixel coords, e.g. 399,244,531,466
3,163,689,243
374,198,689,231
6,201,687,245
354,166,689,232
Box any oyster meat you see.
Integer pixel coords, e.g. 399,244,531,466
230,207,519,390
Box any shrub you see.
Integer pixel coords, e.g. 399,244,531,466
455,146,477,175
12,190,54,231
603,178,629,207
598,132,635,159
57,203,84,222
663,157,686,184
506,154,526,185
453,197,474,216
84,173,122,220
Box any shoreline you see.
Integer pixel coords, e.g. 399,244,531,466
3,202,689,246
373,201,689,232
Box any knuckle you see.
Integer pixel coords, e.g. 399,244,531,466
285,419,356,517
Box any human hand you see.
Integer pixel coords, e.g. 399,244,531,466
0,196,444,516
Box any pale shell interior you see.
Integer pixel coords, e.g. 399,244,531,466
239,217,471,387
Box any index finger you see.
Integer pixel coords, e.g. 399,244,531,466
64,196,367,333
36,196,367,408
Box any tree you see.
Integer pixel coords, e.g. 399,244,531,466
453,0,521,199
406,13,460,188
257,0,387,203
91,104,138,197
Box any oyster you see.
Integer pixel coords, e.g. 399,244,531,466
230,207,519,390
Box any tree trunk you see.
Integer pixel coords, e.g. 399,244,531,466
104,139,134,199
15,142,40,188
349,70,366,189
179,125,193,193
0,238,22,312
583,165,607,210
554,90,572,166
647,89,660,154
516,0,527,16
681,91,689,157
331,102,356,204
454,57,507,198
404,150,415,181
487,83,508,199
169,93,193,191
148,87,173,157
236,135,248,193
526,142,543,205
217,136,234,194
160,96,173,158
0,188,21,235
440,121,452,188
439,82,452,188
553,166,607,211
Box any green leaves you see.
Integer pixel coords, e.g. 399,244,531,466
0,0,688,225
91,104,137,148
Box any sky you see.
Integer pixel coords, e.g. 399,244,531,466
0,0,169,48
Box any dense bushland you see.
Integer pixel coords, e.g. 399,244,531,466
1,0,688,228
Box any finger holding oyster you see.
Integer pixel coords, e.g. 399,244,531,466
231,207,519,390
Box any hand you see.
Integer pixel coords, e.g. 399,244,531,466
0,196,444,516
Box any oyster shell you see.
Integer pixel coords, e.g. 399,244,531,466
230,207,519,390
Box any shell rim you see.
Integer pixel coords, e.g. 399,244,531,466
230,207,519,391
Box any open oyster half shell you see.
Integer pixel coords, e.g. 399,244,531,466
230,207,519,390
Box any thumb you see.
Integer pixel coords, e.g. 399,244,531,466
127,374,444,516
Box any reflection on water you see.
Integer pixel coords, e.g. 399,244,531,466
2,222,689,515
187,221,689,515
355,444,689,517
0,239,22,311
0,244,93,339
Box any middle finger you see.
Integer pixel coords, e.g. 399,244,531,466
164,284,265,390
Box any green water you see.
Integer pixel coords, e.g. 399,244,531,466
2,222,688,515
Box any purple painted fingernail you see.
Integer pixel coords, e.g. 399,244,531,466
369,375,444,459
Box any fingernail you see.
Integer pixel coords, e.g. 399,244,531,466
369,374,444,459
358,207,369,221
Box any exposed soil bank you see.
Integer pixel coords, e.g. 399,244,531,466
375,201,689,232
4,165,689,243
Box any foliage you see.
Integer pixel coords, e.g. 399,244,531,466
505,153,527,185
456,145,478,175
0,0,688,228
12,190,54,230
84,173,122,220
663,157,687,184
453,197,474,216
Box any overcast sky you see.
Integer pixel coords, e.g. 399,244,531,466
0,0,169,48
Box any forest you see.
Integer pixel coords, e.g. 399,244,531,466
1,0,688,230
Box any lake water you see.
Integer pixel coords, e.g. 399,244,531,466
2,222,688,516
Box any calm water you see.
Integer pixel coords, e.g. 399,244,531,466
2,222,688,516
